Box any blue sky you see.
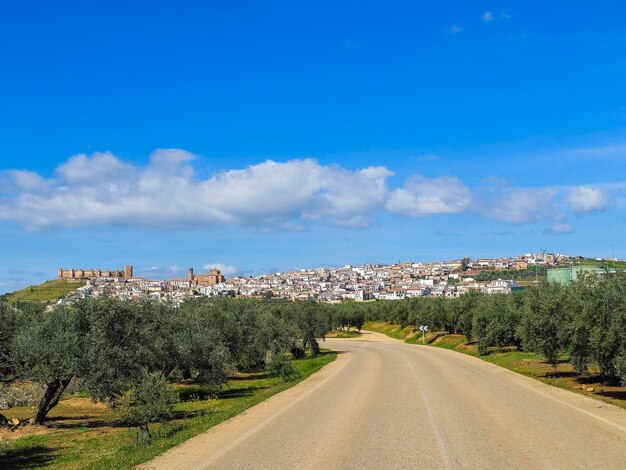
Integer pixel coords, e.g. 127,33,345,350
1,1,626,292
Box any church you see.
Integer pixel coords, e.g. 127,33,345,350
187,267,225,286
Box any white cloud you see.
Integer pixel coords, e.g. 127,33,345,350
545,223,574,235
386,175,472,217
136,265,183,279
0,150,393,230
563,144,626,159
150,148,195,166
7,170,52,192
201,263,238,276
448,25,463,34
565,186,609,212
483,11,495,22
0,149,618,231
479,186,558,223
57,151,137,183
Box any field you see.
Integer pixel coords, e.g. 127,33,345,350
578,258,626,269
5,280,85,304
0,352,336,469
364,321,626,410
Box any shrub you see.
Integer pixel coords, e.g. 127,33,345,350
117,371,179,438
0,382,45,408
266,353,300,382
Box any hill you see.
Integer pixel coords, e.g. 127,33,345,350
5,279,86,303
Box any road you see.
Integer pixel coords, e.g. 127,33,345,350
143,331,626,470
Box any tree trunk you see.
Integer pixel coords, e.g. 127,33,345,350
46,375,73,412
311,338,320,356
182,366,192,381
31,380,61,425
30,375,73,425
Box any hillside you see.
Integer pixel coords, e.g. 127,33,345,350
5,279,86,303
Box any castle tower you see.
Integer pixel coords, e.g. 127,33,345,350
58,268,63,279
124,265,133,278
187,268,194,281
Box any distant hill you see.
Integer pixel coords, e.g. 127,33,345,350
5,279,86,304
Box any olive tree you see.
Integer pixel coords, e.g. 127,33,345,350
118,371,178,438
518,282,567,366
12,305,82,424
173,301,232,385
0,302,18,381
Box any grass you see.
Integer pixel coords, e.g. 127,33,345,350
6,280,86,304
364,321,626,410
326,330,362,339
577,258,626,269
0,352,336,469
361,322,417,342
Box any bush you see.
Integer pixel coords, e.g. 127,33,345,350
0,382,45,408
117,371,179,438
266,353,300,382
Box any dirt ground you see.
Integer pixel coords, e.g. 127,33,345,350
0,398,115,441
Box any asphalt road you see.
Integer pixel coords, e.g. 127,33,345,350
143,331,626,470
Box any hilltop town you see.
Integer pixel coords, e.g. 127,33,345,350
53,251,619,307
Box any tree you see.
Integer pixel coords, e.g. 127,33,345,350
173,300,232,385
616,353,626,386
286,301,330,355
0,302,18,381
457,289,482,342
472,294,520,356
349,307,365,331
76,298,167,401
563,275,594,374
443,297,461,333
12,305,82,424
518,282,566,366
586,273,626,378
118,371,178,438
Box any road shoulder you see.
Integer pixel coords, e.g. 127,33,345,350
139,351,350,470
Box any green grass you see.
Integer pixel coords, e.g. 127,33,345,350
362,321,417,342
0,352,336,469
7,280,86,303
577,258,626,269
326,330,362,338
364,321,626,410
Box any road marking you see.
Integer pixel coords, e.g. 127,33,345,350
401,354,453,470
510,377,626,434
394,340,626,435
197,351,353,469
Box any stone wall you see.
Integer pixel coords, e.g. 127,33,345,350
57,265,133,280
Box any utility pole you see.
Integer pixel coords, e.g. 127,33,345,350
613,244,615,270
536,248,547,283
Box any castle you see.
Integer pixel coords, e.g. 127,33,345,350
187,267,225,286
58,265,133,280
